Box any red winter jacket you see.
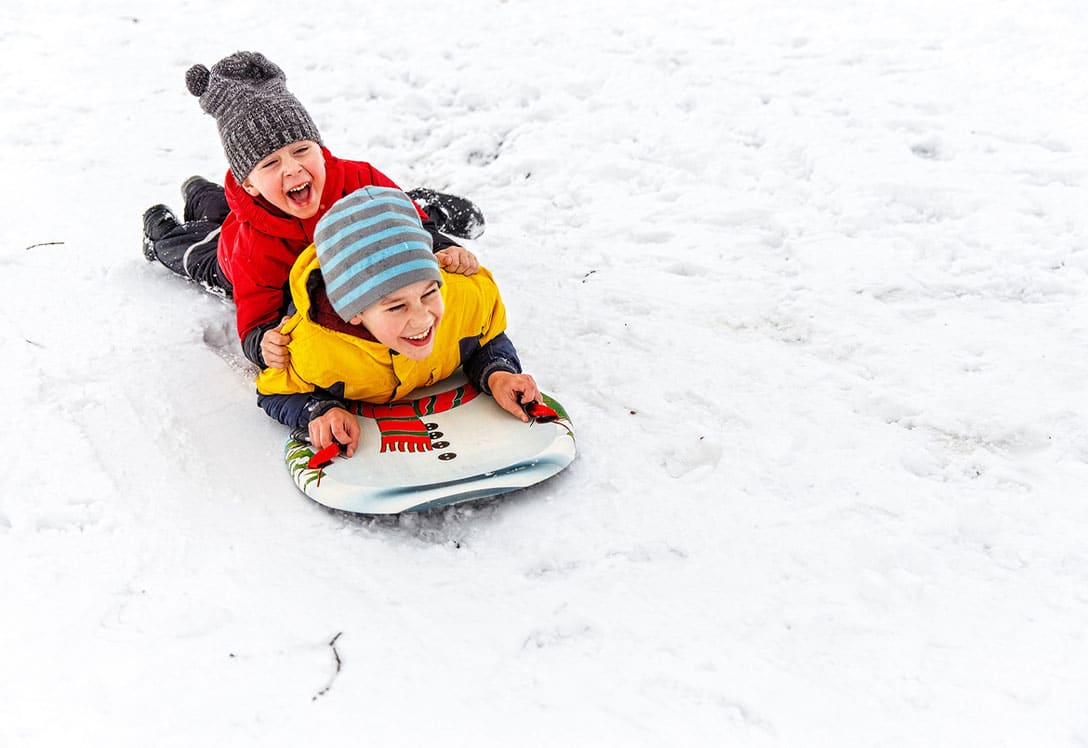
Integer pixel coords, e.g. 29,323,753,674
217,147,432,357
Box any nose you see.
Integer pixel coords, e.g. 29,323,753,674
407,301,433,327
282,154,304,176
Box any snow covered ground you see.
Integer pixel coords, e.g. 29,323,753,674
3,0,1088,745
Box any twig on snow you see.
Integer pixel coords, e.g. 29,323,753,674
25,241,64,250
312,632,343,701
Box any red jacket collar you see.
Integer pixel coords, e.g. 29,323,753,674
222,146,345,244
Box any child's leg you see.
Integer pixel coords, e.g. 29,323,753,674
147,216,232,297
182,176,230,223
407,188,486,240
142,177,232,296
181,227,233,296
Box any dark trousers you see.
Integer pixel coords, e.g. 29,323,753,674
153,181,233,296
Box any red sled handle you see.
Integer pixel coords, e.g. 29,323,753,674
522,400,559,423
307,442,342,470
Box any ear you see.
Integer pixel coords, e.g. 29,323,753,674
242,179,260,197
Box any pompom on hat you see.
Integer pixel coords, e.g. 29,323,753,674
315,187,442,323
186,51,322,181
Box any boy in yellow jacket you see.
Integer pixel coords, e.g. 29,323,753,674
256,187,540,457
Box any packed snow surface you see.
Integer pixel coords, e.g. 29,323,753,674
3,1,1088,745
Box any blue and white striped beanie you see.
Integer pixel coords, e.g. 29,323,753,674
314,187,441,322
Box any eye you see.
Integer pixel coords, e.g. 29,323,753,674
260,158,278,170
294,145,310,156
385,303,406,313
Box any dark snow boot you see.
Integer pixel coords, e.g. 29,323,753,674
407,188,486,240
142,204,179,261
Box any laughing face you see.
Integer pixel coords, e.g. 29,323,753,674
351,279,444,360
242,140,326,219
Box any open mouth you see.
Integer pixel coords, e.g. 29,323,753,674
286,182,313,207
401,326,434,347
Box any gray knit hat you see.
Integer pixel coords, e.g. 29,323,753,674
185,51,322,181
315,187,441,322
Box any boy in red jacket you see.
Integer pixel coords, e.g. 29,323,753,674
141,51,483,370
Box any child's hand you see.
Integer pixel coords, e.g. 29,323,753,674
308,407,360,457
435,245,479,275
487,371,541,423
261,317,293,369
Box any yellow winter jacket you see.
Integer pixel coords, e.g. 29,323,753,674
256,245,510,406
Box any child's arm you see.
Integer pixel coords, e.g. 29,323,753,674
229,251,296,368
463,332,520,391
435,245,479,275
487,371,540,423
257,317,292,369
424,216,479,276
258,390,343,429
260,392,361,456
239,319,294,369
463,332,539,422
306,407,360,456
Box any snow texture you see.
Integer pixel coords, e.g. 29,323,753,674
3,1,1088,745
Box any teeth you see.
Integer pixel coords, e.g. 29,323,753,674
406,329,430,340
287,183,309,194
